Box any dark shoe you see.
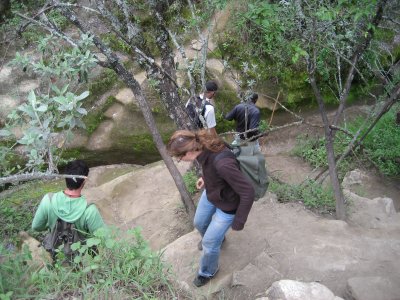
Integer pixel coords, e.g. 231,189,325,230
193,275,210,287
198,237,226,251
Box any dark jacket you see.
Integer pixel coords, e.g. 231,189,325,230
197,148,255,230
225,103,260,141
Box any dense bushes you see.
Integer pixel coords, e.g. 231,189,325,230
0,227,181,299
294,105,400,178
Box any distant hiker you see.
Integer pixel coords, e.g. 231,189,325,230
225,93,261,149
32,160,105,261
167,130,255,287
185,80,218,135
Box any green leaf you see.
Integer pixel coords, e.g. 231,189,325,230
0,129,12,137
75,91,89,101
71,241,81,251
36,104,48,112
28,90,37,106
79,245,88,254
73,255,82,264
76,107,87,115
105,239,115,249
86,238,101,247
51,85,61,95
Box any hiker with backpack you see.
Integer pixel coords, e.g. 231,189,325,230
185,80,218,135
167,129,255,287
32,160,105,261
225,92,261,150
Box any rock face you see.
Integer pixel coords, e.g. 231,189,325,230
345,277,400,300
259,280,343,300
84,161,192,250
161,190,400,299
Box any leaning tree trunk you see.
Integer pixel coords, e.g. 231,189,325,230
309,62,346,220
325,134,346,220
58,4,196,221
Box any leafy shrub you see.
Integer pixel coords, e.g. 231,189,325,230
0,180,62,245
351,106,400,176
83,96,116,134
294,105,400,177
293,136,328,168
183,170,198,195
269,179,335,213
0,227,181,299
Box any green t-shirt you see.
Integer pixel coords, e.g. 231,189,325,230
32,191,105,234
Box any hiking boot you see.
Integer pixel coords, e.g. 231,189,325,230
197,237,226,251
193,275,210,287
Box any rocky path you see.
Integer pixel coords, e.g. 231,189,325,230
80,112,400,300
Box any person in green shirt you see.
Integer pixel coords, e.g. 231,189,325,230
32,160,105,235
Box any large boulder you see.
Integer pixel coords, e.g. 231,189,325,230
258,280,343,300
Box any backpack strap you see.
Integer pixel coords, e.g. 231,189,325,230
198,96,212,116
244,103,249,139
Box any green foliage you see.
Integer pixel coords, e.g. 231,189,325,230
0,227,179,299
0,243,31,298
293,136,328,169
0,180,62,245
183,170,198,195
351,106,400,176
87,69,119,103
100,33,132,54
294,105,400,177
374,27,396,43
1,34,97,177
131,133,158,153
219,0,393,110
83,96,116,134
0,0,70,45
269,179,335,213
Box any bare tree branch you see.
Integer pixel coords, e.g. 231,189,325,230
0,173,87,185
15,12,78,47
333,0,387,126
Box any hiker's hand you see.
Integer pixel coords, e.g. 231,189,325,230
231,221,244,231
196,177,204,189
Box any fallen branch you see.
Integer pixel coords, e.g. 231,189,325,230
0,173,88,185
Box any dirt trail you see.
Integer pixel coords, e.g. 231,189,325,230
82,105,400,299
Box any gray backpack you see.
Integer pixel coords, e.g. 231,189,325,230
42,193,91,262
215,145,269,200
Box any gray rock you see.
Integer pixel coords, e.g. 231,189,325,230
345,276,400,300
342,169,366,189
261,280,343,300
346,190,399,229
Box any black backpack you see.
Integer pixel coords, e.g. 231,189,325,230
186,96,212,129
42,193,91,262
215,144,269,201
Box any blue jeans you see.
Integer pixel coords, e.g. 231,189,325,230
194,190,235,278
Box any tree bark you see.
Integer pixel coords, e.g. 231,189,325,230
148,0,192,130
308,56,346,220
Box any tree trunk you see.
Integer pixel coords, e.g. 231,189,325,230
150,0,194,130
308,62,346,220
325,134,346,220
58,4,196,221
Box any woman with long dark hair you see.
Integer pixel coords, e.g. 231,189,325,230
167,129,255,287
